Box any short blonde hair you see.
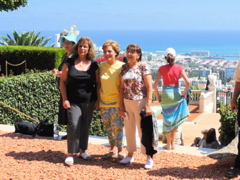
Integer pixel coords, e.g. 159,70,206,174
102,40,120,57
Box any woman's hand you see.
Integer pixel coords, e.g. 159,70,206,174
52,69,59,76
57,71,62,77
63,100,71,109
120,109,127,118
145,105,152,116
182,93,187,98
53,69,62,77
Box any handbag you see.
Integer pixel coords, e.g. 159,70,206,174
33,118,54,137
15,121,38,135
14,118,54,137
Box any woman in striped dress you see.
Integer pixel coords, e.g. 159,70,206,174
154,48,190,150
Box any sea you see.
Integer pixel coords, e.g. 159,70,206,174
1,30,240,59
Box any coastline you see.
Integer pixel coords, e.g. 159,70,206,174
1,30,240,56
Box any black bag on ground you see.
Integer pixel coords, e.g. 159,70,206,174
14,118,54,137
33,118,54,137
15,122,38,135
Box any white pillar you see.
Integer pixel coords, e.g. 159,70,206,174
207,73,217,113
55,34,60,48
199,92,205,113
208,85,216,113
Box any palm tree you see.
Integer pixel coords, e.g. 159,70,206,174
0,30,54,47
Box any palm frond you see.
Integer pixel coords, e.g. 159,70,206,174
12,30,21,45
6,33,16,45
40,37,52,47
0,30,53,46
0,40,7,45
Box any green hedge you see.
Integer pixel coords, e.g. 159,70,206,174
0,71,106,136
90,110,106,137
0,46,66,76
218,102,238,146
0,71,59,124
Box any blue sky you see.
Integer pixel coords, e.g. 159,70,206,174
1,0,240,32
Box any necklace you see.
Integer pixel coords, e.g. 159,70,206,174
75,58,90,71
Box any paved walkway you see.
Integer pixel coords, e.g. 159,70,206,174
182,112,221,146
0,113,219,157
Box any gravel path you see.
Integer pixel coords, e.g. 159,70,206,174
0,131,237,180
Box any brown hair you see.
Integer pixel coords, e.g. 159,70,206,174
73,37,95,60
102,40,120,57
165,54,175,65
126,44,142,61
206,128,217,144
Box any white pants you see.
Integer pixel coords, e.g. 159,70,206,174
124,98,147,154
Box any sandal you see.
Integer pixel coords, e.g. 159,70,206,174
117,153,125,160
103,152,116,159
80,152,92,160
163,145,171,150
65,156,74,166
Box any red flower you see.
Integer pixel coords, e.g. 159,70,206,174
117,55,125,61
96,55,107,63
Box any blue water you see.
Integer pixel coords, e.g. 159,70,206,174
1,30,240,56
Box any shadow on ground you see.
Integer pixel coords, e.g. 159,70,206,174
147,156,236,179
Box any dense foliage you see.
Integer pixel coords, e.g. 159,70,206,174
0,0,28,12
0,46,65,76
218,102,238,146
0,71,106,136
89,110,106,137
0,31,54,47
0,71,59,124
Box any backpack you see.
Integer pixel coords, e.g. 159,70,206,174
14,118,53,137
15,121,38,135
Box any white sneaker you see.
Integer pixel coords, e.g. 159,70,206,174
119,156,134,164
65,156,74,166
144,158,154,169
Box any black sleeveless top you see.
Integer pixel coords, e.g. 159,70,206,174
65,58,98,104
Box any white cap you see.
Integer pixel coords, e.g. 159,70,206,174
164,48,176,57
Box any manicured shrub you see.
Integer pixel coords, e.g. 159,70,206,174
0,70,106,136
0,70,59,124
0,46,65,76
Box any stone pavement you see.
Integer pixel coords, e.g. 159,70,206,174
0,114,219,157
182,112,221,146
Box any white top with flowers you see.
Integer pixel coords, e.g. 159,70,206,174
120,62,151,100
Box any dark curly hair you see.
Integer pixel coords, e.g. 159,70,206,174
206,128,217,144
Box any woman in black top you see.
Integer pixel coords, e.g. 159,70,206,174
53,33,77,127
60,37,99,166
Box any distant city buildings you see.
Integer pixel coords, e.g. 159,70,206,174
224,67,236,79
190,51,210,57
155,51,165,58
192,68,212,77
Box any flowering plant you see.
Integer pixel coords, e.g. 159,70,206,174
96,55,126,63
117,55,125,61
96,55,107,63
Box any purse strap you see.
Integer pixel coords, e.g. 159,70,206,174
32,118,49,137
